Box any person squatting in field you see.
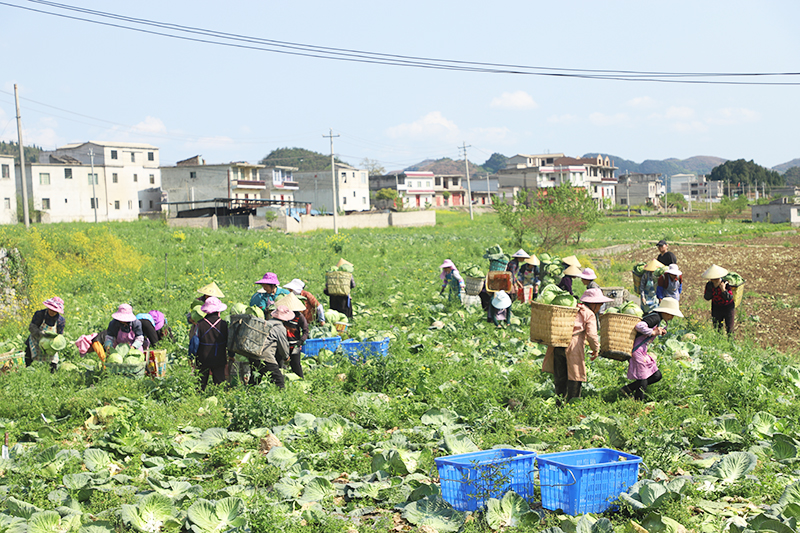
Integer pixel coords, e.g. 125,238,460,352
620,297,683,401
438,259,464,303
542,288,612,405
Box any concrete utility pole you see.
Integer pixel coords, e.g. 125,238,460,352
626,171,630,218
459,142,474,220
89,149,98,223
14,84,29,228
323,128,340,234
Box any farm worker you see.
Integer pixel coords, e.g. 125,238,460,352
274,293,309,378
136,313,158,349
25,296,65,373
542,288,612,404
702,264,735,335
325,258,356,319
620,297,683,400
249,305,293,389
194,297,229,391
657,264,683,302
639,259,665,314
488,290,512,327
438,259,465,303
104,304,145,351
148,309,174,343
558,264,583,296
188,282,225,327
250,272,289,313
520,255,541,300
283,278,325,324
578,268,600,290
656,240,677,267
506,250,530,296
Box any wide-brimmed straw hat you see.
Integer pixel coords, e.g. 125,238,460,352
580,288,613,304
512,249,530,259
491,290,512,310
274,293,306,312
563,265,582,277
200,296,227,314
702,264,728,279
644,259,665,272
562,255,581,268
271,305,294,321
255,272,279,286
336,258,353,268
439,259,456,270
283,278,305,294
524,255,540,266
112,304,136,322
652,297,684,317
196,282,225,298
578,268,597,280
43,296,64,314
665,264,682,277
148,310,166,331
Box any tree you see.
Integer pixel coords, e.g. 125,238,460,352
492,190,537,249
664,192,687,211
375,188,397,201
713,195,747,224
534,183,602,244
259,147,348,171
360,158,386,176
481,153,508,174
783,167,800,186
708,159,783,188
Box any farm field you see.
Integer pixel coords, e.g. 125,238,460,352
1,212,800,533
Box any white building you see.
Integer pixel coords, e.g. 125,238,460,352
0,156,16,224
20,141,162,223
293,163,371,213
259,165,299,204
667,173,696,196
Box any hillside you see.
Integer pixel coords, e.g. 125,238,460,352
773,158,800,173
585,153,726,176
0,140,42,164
259,147,350,172
405,157,486,176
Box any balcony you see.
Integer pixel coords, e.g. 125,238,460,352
274,180,299,191
234,180,266,189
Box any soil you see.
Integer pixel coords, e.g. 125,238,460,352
620,232,800,356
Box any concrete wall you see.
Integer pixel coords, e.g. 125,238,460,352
168,215,218,229
752,204,800,226
274,210,436,233
0,156,16,224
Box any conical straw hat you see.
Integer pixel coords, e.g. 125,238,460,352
563,265,582,277
274,292,307,312
702,264,729,279
652,297,684,317
336,258,353,268
562,255,581,267
643,259,665,272
524,255,540,266
196,281,225,298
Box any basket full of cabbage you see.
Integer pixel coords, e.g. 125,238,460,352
722,271,745,307
530,284,579,347
599,302,644,361
483,245,510,272
105,344,147,377
326,263,354,296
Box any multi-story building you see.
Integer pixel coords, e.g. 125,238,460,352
293,163,371,213
615,172,663,207
0,156,16,224
259,165,299,204
19,141,162,222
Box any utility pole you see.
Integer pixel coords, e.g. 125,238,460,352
485,172,490,205
626,171,630,218
323,128,340,234
14,84,29,228
459,142,473,220
89,149,98,223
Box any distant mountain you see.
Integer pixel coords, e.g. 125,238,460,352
584,154,727,176
259,147,350,172
0,140,42,164
773,159,800,173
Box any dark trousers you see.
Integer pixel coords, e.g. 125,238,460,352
250,359,284,389
198,364,226,390
712,304,735,335
552,347,582,403
623,370,663,401
283,346,304,378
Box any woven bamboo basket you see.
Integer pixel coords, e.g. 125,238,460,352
631,272,642,295
530,301,578,347
464,276,485,296
731,282,744,308
599,313,640,361
326,271,352,296
488,258,509,272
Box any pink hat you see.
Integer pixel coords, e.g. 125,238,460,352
580,288,613,304
439,259,456,270
43,297,64,314
112,304,136,322
200,296,227,314
75,334,94,355
271,305,294,321
578,268,597,280
148,310,166,331
255,272,279,286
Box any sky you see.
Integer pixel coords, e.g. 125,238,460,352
1,0,799,171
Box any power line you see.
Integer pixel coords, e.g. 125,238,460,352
3,0,800,85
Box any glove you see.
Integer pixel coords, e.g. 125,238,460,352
132,340,143,351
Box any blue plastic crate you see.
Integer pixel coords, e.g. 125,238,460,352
435,449,537,512
537,448,641,515
301,336,342,358
341,338,389,364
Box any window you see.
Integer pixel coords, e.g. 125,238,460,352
130,152,135,163
112,173,118,183
149,174,155,184
341,171,347,182
361,172,366,183
1,164,9,178
114,201,120,210
452,178,459,186
362,197,366,204
128,200,133,209
64,199,68,204
39,173,50,185
88,173,98,185
190,171,197,179
353,191,356,197
147,152,154,161
90,198,96,209
42,198,50,209
397,176,405,185
64,168,72,179
110,150,118,160
138,201,142,208
133,174,138,182
342,197,347,205
435,177,441,186
3,198,10,209
149,200,153,209
417,181,422,188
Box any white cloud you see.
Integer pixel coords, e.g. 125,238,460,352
707,107,761,126
386,111,460,141
132,116,168,135
663,106,696,120
490,90,538,110
670,121,708,134
468,126,513,145
589,112,631,127
626,96,657,108
547,114,579,124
